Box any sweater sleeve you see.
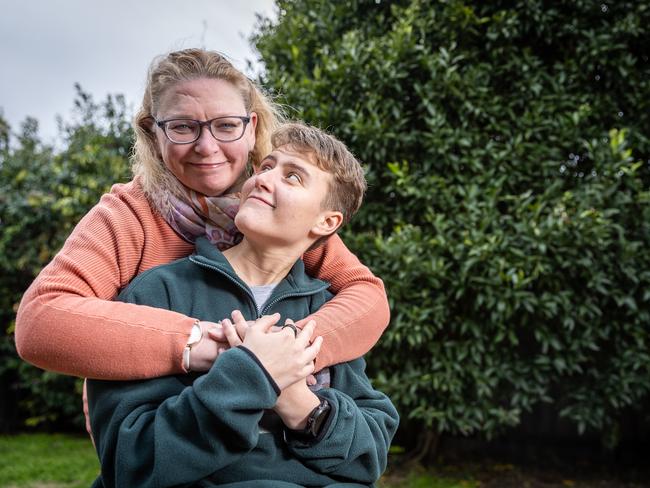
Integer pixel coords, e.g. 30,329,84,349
87,347,278,488
301,235,390,370
284,358,399,484
14,182,196,379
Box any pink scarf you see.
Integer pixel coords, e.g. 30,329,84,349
165,189,242,250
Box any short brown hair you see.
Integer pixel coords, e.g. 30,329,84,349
271,122,366,226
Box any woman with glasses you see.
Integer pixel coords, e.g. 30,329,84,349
15,49,389,387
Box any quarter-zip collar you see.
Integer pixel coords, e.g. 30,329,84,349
189,237,330,316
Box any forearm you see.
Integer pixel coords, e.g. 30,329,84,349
88,347,278,488
16,281,194,379
301,235,390,369
15,181,196,379
297,282,389,369
274,383,320,430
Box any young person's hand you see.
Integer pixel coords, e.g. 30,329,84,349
273,377,320,430
222,311,322,390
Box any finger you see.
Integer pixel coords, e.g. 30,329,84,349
306,374,317,386
230,310,251,340
302,335,322,363
296,319,316,347
284,318,295,325
254,313,281,333
281,323,298,338
301,361,316,379
230,310,248,328
222,319,243,347
207,327,225,342
234,321,248,340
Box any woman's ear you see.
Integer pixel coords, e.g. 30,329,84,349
312,211,344,238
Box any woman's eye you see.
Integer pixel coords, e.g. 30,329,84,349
286,172,301,182
215,123,236,131
169,122,194,133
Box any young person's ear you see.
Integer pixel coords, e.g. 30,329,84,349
311,211,343,237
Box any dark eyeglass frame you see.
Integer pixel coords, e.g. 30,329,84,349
155,115,251,144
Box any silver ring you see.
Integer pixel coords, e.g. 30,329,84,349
282,323,298,338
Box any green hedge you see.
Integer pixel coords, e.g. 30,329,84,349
253,0,650,445
0,88,132,430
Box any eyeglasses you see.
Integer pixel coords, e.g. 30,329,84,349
155,115,251,144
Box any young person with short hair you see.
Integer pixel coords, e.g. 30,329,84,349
87,122,398,488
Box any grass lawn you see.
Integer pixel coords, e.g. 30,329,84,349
0,433,470,488
1,433,647,487
0,433,99,487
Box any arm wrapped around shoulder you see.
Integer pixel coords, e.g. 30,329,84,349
301,234,390,370
15,181,196,379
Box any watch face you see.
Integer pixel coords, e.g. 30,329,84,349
309,399,331,437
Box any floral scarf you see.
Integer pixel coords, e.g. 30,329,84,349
165,189,242,250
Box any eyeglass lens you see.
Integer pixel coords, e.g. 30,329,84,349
164,117,246,143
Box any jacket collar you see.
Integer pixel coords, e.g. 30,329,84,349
190,236,330,297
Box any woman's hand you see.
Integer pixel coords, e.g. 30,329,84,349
222,311,322,390
208,310,252,344
188,321,228,372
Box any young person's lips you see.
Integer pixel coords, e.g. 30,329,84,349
248,195,276,208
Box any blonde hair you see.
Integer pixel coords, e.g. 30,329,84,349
132,48,282,208
271,122,366,226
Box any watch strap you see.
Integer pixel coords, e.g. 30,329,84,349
284,397,332,443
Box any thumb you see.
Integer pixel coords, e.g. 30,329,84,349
255,313,281,333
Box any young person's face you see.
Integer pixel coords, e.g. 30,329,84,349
235,145,342,247
154,77,257,196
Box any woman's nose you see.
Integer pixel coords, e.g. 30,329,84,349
193,126,222,156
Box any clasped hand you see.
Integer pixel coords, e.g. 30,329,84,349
191,311,321,392
221,311,321,391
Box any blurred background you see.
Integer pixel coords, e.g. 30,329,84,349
1,1,649,486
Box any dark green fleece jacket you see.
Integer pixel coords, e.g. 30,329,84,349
87,237,399,488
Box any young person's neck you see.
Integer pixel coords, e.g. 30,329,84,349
222,238,307,286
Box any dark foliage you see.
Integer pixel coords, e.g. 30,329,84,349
253,0,650,446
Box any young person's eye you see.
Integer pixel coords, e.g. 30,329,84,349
286,172,302,182
258,163,273,172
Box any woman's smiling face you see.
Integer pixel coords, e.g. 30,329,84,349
154,77,257,196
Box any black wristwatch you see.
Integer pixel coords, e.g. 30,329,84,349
286,397,332,442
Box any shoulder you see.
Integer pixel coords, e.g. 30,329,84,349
101,179,153,216
75,179,151,230
117,257,195,303
284,259,332,311
287,259,331,292
73,178,170,249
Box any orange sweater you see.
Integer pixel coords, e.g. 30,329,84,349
15,179,389,379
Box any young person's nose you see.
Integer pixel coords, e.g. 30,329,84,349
254,168,275,192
